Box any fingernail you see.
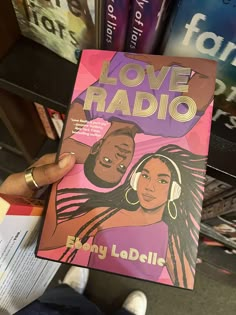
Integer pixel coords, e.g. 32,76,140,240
59,154,72,169
59,152,75,159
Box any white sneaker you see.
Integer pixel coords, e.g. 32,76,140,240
62,266,89,294
122,290,147,315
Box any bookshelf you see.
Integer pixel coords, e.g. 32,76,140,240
0,0,235,289
0,36,77,113
0,0,236,187
0,35,235,185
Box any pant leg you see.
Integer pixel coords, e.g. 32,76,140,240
112,308,134,315
16,284,104,315
39,284,104,315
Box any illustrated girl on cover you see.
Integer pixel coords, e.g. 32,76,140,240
39,144,207,289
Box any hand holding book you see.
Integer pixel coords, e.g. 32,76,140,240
0,153,76,197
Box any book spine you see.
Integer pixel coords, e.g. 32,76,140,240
103,0,131,51
34,103,58,140
125,0,166,53
46,108,64,139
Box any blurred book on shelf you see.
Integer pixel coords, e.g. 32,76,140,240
11,0,97,63
102,0,131,51
201,174,236,250
161,0,236,143
46,107,64,138
125,0,173,54
34,102,58,140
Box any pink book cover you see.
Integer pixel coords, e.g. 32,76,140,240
37,50,217,289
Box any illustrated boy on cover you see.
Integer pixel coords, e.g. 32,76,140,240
61,52,215,188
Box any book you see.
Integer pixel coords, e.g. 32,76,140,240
201,210,236,249
203,176,233,205
0,193,60,315
0,0,20,59
103,0,131,51
46,107,64,138
11,0,96,63
96,0,105,49
160,0,236,143
34,103,58,140
37,50,217,290
125,0,172,54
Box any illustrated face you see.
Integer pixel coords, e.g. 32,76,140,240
137,158,171,210
93,134,135,184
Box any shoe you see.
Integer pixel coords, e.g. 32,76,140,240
62,266,89,294
122,290,147,315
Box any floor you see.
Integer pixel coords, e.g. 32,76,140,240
53,262,236,315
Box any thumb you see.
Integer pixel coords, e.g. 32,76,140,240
33,153,76,187
0,153,76,197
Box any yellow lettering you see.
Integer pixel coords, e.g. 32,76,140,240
169,96,197,122
82,243,91,251
106,90,131,115
111,245,119,258
120,250,128,259
120,63,145,87
75,237,83,249
133,92,157,117
99,61,117,85
157,94,169,120
84,87,107,112
90,244,99,253
128,248,139,261
147,65,169,90
139,254,147,263
170,67,191,92
157,258,166,267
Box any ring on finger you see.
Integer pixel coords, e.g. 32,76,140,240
25,167,40,190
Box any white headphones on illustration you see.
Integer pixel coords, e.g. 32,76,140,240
130,154,182,202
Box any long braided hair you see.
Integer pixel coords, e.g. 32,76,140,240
56,144,207,288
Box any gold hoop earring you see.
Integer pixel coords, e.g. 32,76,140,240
168,200,177,220
125,188,139,205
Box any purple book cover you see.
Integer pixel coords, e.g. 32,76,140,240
103,0,131,51
125,0,166,53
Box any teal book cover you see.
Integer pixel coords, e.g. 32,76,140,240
162,0,236,141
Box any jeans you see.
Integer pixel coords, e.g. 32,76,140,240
16,284,133,315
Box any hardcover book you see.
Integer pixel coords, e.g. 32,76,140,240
161,0,236,142
37,50,217,289
0,194,60,314
11,0,96,63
